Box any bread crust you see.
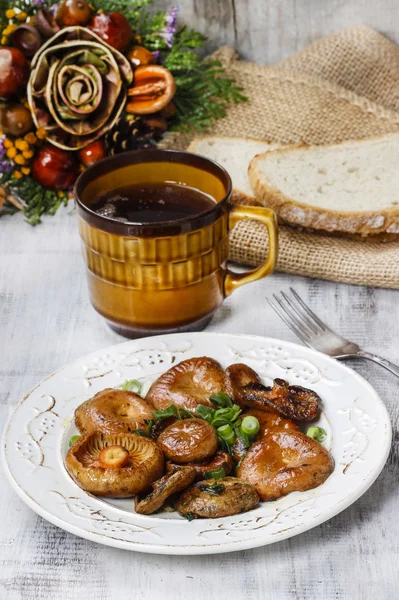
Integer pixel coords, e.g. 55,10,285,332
249,137,399,237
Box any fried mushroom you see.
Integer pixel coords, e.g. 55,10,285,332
75,388,153,435
65,432,164,497
224,363,261,407
240,379,321,421
146,357,225,411
166,450,233,480
158,418,218,464
176,477,259,519
237,430,334,501
134,467,196,515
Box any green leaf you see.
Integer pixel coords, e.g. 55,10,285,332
209,392,233,408
306,427,327,443
122,379,142,394
204,467,226,481
69,435,80,448
195,404,215,423
131,429,148,437
183,512,196,521
152,405,179,420
198,482,225,495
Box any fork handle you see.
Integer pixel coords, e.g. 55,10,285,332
354,351,399,378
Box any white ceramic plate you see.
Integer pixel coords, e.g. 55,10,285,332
2,333,391,555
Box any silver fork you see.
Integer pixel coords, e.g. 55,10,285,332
267,288,399,378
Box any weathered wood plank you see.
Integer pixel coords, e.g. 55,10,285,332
156,0,399,64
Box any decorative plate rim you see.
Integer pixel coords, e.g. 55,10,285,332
1,332,392,555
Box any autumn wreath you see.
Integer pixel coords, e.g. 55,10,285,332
0,0,245,223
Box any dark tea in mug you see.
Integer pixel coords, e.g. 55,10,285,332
92,182,217,223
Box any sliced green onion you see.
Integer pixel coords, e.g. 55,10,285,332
195,404,215,422
209,392,233,408
183,512,196,521
178,407,195,419
306,426,327,442
122,379,142,394
147,419,155,435
68,435,80,448
241,415,260,438
217,424,236,445
204,467,226,481
131,429,148,437
234,424,251,450
152,405,179,420
198,482,226,495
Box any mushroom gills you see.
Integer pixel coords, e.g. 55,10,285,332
65,432,164,497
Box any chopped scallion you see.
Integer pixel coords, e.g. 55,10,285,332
204,467,226,481
122,379,142,394
68,435,80,448
306,426,327,442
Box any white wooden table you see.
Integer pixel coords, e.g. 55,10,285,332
0,208,398,600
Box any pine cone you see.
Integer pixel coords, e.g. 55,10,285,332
105,116,163,156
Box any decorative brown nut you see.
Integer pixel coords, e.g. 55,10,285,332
126,65,176,115
160,101,176,119
65,432,164,497
134,467,196,515
75,388,153,435
127,45,156,68
176,477,259,519
237,430,334,501
98,445,129,468
146,357,225,412
158,418,218,464
141,115,168,135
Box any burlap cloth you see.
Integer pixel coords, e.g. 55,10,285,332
162,25,399,289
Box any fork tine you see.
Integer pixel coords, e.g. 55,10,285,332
281,291,322,335
289,288,329,331
267,296,312,348
273,294,315,339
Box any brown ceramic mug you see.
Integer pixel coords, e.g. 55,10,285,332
74,149,278,337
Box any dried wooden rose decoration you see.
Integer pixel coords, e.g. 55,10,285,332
27,26,133,150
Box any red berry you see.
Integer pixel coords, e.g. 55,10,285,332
78,140,106,168
0,47,29,99
88,12,132,53
31,144,79,190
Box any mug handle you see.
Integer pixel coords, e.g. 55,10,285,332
224,205,278,297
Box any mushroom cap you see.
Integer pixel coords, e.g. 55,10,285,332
134,466,196,515
231,408,299,463
243,409,299,437
65,432,164,497
166,450,233,480
75,388,153,435
146,357,225,411
176,477,259,519
237,430,334,501
224,363,261,407
240,379,321,421
157,418,218,464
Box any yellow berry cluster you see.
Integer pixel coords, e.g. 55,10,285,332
1,129,45,180
2,8,29,45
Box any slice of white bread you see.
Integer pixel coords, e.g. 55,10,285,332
249,134,399,237
188,136,286,205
